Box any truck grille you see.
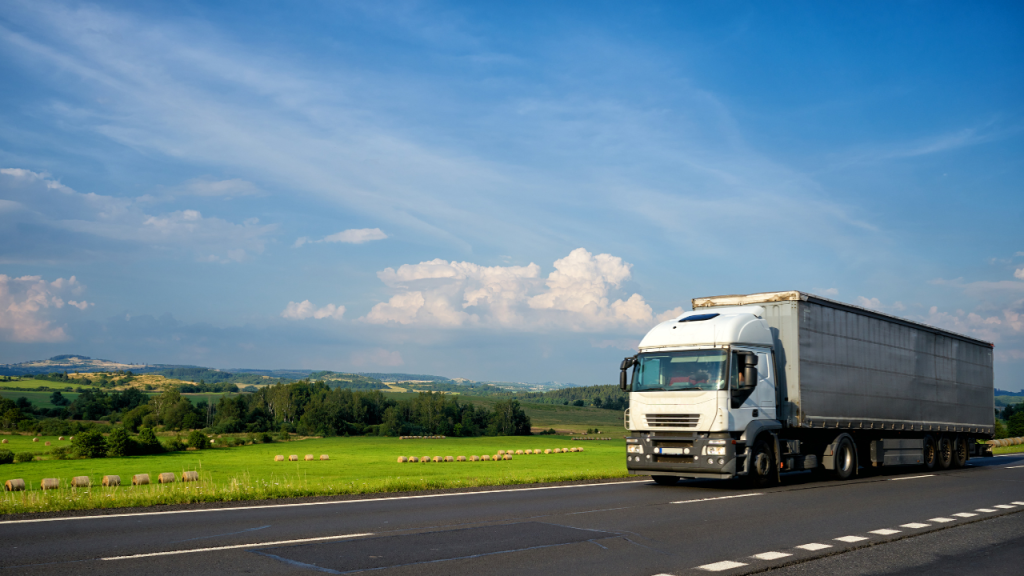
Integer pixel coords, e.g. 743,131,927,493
645,414,700,428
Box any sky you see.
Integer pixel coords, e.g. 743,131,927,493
0,1,1022,389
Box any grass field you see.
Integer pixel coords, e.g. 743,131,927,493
0,433,626,515
993,443,1024,455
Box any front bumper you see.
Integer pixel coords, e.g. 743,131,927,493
625,432,743,478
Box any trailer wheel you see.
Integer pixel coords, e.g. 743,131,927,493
832,438,856,481
750,440,777,487
936,436,953,469
952,436,968,468
652,475,679,486
922,436,937,471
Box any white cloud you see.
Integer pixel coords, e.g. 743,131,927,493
817,287,839,296
855,296,905,313
0,274,92,342
1015,267,1024,280
363,248,674,332
294,228,388,247
280,300,346,321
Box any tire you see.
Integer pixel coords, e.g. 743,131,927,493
922,435,937,471
750,440,777,488
952,436,968,468
832,438,856,481
652,475,679,486
936,436,953,470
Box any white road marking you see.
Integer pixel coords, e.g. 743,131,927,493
1005,465,1024,469
795,543,832,551
890,475,934,481
994,505,1016,509
697,560,747,571
929,517,954,523
1013,501,1024,506
0,480,650,525
900,523,930,529
751,551,791,560
834,535,867,543
671,493,762,505
101,532,373,560
976,508,997,513
952,513,977,518
869,529,901,535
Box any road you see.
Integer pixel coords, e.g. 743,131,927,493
2,453,1022,575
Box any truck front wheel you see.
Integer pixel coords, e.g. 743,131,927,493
750,440,777,488
652,475,679,486
832,438,856,481
937,437,954,469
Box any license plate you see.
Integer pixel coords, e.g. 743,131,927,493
655,447,683,455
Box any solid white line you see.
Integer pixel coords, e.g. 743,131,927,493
890,475,934,481
697,560,747,571
795,543,831,551
671,493,762,505
0,480,649,525
101,532,373,560
869,529,900,535
751,551,791,560
834,536,867,543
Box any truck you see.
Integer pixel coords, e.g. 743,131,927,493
620,291,995,486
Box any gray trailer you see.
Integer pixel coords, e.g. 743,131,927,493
622,291,994,485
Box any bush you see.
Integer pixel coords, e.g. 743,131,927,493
51,446,73,460
136,427,165,455
187,430,210,450
0,449,13,464
72,429,108,458
14,452,33,463
163,437,186,452
1009,412,1024,438
106,427,131,457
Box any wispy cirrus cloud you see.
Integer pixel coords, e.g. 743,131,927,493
293,228,387,248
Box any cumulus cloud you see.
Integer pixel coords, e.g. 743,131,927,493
1015,267,1024,280
0,274,92,342
280,300,346,320
294,228,388,248
0,168,275,263
363,248,675,332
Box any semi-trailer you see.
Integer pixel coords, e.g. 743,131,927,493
620,291,994,486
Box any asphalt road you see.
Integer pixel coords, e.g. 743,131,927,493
2,453,1022,575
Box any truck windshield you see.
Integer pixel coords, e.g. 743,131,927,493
633,350,728,392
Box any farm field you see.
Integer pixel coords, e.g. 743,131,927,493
0,389,237,409
0,434,626,514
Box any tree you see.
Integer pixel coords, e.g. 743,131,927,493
490,399,531,436
136,427,164,454
50,391,69,406
72,429,108,458
1009,412,1024,437
187,430,210,449
106,427,131,457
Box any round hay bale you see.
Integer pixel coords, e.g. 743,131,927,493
40,478,59,490
132,473,150,486
544,449,552,454
470,455,479,461
274,455,285,462
102,475,121,487
288,455,298,461
492,454,500,461
516,450,524,455
71,476,90,488
5,478,25,492
210,439,216,444
503,454,512,460
444,456,454,462
69,436,73,440
320,454,329,461
182,471,199,482
552,448,561,454
422,456,431,462
305,454,315,461
562,447,569,452
397,456,408,463
577,447,584,452
0,439,6,444
570,447,578,452
158,472,175,484
481,455,490,461
44,441,50,446
432,456,442,463
32,438,38,442
58,436,64,441
409,456,418,462
497,450,505,456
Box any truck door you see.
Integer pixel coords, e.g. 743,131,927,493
754,350,776,419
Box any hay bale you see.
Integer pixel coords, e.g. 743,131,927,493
562,447,569,452
397,456,408,463
186,447,197,451
5,478,25,492
41,478,59,490
0,439,6,444
133,473,150,486
305,454,315,461
432,456,442,462
577,447,584,452
503,454,512,460
516,450,524,455
102,475,120,487
69,436,73,440
457,456,466,462
492,454,500,461
444,456,454,462
497,450,505,455
470,455,479,461
32,438,38,442
320,454,329,461
570,447,579,452
481,455,490,461
158,472,175,484
274,455,285,462
182,471,199,482
422,456,431,462
44,441,50,446
544,449,552,454
71,476,90,488
409,456,418,462
552,448,561,453
288,455,298,461
58,436,64,441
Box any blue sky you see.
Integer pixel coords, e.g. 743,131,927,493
1,1,1022,389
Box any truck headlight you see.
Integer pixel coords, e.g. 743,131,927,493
705,446,726,456
627,444,644,454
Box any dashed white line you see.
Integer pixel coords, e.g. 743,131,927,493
869,529,901,535
101,532,373,560
952,512,977,518
900,523,930,529
795,543,832,551
929,517,955,523
834,535,867,543
994,505,1016,509
671,493,762,505
697,560,747,571
1005,465,1024,469
1012,501,1024,506
976,508,997,513
751,551,791,560
890,475,934,481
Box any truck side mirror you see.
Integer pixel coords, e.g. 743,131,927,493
742,352,758,390
619,356,637,391
619,369,628,391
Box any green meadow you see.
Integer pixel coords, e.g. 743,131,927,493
0,434,627,515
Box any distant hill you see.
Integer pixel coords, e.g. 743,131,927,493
995,388,1024,397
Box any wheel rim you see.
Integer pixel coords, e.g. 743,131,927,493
840,446,853,472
